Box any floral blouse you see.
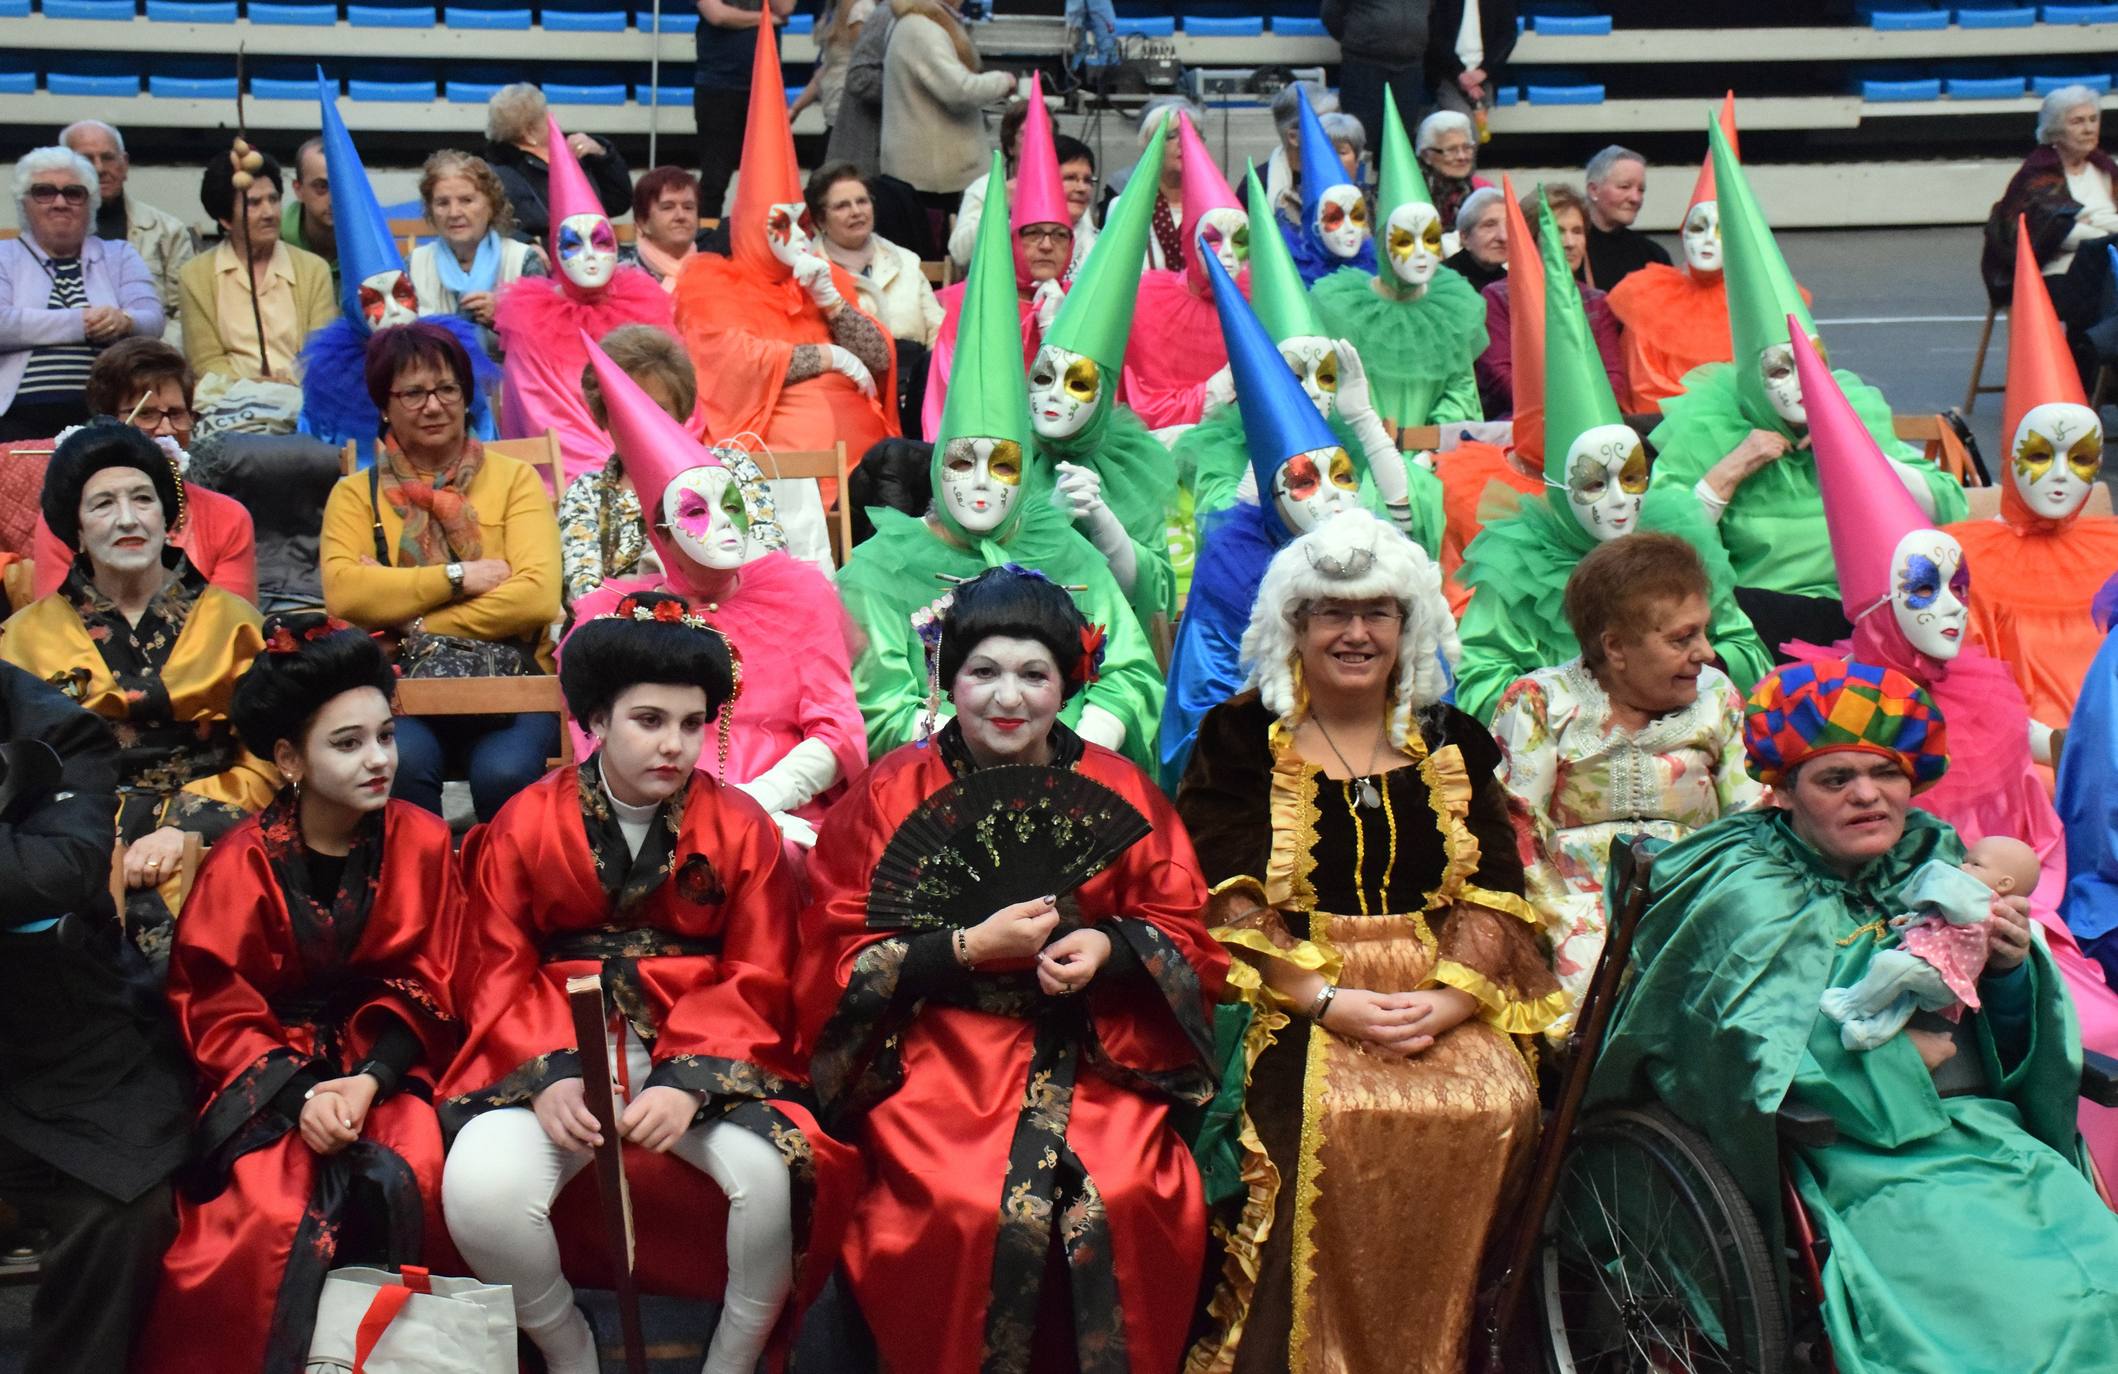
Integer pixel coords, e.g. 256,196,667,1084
1490,657,1762,1023
556,450,789,612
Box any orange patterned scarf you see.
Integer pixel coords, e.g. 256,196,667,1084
378,434,484,567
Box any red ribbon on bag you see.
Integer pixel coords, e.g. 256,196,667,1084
350,1269,433,1372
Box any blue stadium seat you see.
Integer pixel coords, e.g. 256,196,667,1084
252,75,322,99
446,6,530,26
1945,74,2027,97
643,7,697,33
349,4,434,24
42,0,137,19
150,73,240,97
147,1,237,19
1114,16,1175,36
247,2,338,24
636,83,689,105
1494,85,1520,106
2031,71,2112,92
1861,76,1944,99
1524,81,1605,104
783,11,810,32
1861,1,1949,27
0,0,31,15
48,71,145,95
1531,13,1613,33
1185,15,1262,35
1269,15,1325,35
2041,2,2118,18
349,77,439,100
544,8,627,29
0,69,35,92
546,81,628,104
445,79,504,102
1953,6,2037,25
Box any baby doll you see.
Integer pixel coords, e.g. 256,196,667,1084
1819,835,2041,1052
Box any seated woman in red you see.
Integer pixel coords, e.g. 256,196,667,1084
440,591,854,1374
798,566,1228,1374
139,616,459,1374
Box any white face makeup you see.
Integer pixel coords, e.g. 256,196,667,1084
1562,424,1650,541
1027,345,1102,442
1195,207,1250,277
358,268,419,330
950,633,1064,765
1272,445,1361,534
939,437,1024,533
1314,184,1370,259
556,212,618,289
660,466,750,571
2010,401,2104,521
593,682,711,807
1383,202,1444,288
77,466,166,575
1681,200,1722,274
289,687,397,817
766,200,821,269
1278,337,1340,417
1759,341,1817,426
1888,528,1970,661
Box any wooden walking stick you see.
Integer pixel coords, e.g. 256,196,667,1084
566,974,650,1374
226,46,273,379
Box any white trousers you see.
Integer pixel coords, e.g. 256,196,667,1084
442,1030,794,1374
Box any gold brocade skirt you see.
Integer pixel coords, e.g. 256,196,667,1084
1211,910,1539,1374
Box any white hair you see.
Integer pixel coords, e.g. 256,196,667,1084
1320,111,1366,156
59,119,124,157
12,146,101,224
1238,508,1460,749
1457,183,1505,236
486,83,549,145
1415,109,1474,155
1585,144,1645,185
1138,95,1201,143
2037,85,2100,145
1271,80,1337,133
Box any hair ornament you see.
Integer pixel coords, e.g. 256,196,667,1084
1073,623,1108,685
911,590,957,746
263,615,357,656
1303,539,1378,581
600,595,714,632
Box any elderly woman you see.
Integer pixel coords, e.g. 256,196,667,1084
1441,182,1508,292
1987,86,2118,385
177,150,336,410
1416,108,1492,235
1177,508,1561,1373
616,165,701,292
556,323,786,612
318,322,562,822
1589,657,2118,1373
1277,92,1375,286
1262,79,1335,221
480,83,632,243
1136,95,1202,271
1,146,163,439
1581,143,1670,291
0,423,275,970
799,565,1226,1374
408,149,544,339
1491,533,1761,1025
809,162,942,348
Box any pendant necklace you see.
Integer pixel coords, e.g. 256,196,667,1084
1312,717,1384,809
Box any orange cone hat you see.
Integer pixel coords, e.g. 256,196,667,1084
1501,175,1548,464
1686,91,1738,219
729,17,802,281
2001,215,2096,528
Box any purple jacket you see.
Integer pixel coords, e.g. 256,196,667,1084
0,233,164,411
1474,274,1628,419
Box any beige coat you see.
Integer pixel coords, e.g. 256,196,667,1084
843,232,944,346
879,0,1015,194
121,195,197,343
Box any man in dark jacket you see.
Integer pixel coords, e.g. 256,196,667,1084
0,661,192,1374
1321,0,1429,160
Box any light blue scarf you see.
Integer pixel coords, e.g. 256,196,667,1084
434,230,502,300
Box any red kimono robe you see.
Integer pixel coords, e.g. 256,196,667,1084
441,758,858,1310
139,796,460,1374
797,723,1229,1374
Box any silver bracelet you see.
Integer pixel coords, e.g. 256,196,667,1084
1308,982,1339,1023
953,927,972,967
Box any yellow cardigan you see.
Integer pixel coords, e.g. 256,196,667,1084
320,450,563,666
177,238,338,382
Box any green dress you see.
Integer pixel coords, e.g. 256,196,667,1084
1309,265,1486,434
1646,363,1968,601
1589,809,2118,1374
835,501,1165,771
1030,398,1180,636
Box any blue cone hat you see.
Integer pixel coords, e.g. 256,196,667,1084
1205,247,1338,534
1296,84,1353,244
318,67,409,326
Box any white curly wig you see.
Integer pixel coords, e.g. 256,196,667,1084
1238,508,1460,748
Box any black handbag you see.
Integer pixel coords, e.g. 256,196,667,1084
368,465,539,680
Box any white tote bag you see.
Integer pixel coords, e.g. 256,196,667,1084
304,1265,516,1374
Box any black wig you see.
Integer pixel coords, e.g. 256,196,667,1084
41,422,183,551
229,614,397,758
559,590,738,724
937,565,1098,702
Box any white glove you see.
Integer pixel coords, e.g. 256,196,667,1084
1406,449,1436,472
1332,338,1376,427
1234,462,1259,506
1333,339,1409,516
791,253,844,311
2030,718,2057,766
1052,461,1138,592
734,738,843,816
769,811,819,848
1203,364,1237,414
1075,702,1128,753
823,344,878,398
1032,278,1065,334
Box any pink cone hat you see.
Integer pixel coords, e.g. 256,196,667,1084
1792,315,1933,622
1010,73,1070,285
1176,111,1242,296
579,330,724,569
544,115,609,262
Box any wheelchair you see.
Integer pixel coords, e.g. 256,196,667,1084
1476,838,2118,1374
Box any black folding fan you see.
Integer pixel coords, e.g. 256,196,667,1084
865,765,1153,930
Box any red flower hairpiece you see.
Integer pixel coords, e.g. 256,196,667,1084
1072,623,1108,685
265,617,357,656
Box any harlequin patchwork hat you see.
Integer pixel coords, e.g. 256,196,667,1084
1742,658,1948,791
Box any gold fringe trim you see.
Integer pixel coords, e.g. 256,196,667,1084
1460,882,1543,928
1412,738,1481,914
1211,925,1345,1009
1266,722,1321,912
1287,1015,1333,1374
1181,994,1289,1374
1432,959,1568,1036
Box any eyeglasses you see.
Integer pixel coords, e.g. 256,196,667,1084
1428,142,1476,161
388,383,465,409
27,183,90,206
1305,605,1405,631
1018,225,1074,247
130,407,195,432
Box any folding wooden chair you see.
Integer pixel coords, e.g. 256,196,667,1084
393,676,575,768
1891,414,1982,487
751,442,855,567
1962,301,2006,414
345,430,564,496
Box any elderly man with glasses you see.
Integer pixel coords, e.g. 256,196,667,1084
59,120,197,346
0,147,163,440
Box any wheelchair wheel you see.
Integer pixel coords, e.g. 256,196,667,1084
1535,1104,1789,1374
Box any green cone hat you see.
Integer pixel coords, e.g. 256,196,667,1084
1539,191,1626,493
1045,119,1168,374
1375,85,1434,218
936,150,1030,457
1241,162,1326,342
1712,117,1818,415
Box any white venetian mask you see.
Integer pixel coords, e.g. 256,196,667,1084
939,436,1023,533
1682,201,1722,274
1383,202,1443,288
1562,424,1650,541
1314,184,1370,260
1759,341,1816,427
1195,207,1250,277
1277,337,1340,418
359,268,419,329
1888,528,1970,660
766,200,820,269
2010,401,2104,521
1028,345,1101,442
556,212,618,290
1272,445,1362,534
660,466,749,570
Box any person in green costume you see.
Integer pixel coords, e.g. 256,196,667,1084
837,152,1164,769
1179,164,1444,556
1649,119,1966,650
1455,194,1770,724
1588,657,2118,1374
1028,117,1180,642
1309,86,1487,447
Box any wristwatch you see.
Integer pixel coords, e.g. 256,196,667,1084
445,562,465,596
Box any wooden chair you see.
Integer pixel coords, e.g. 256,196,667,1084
395,675,575,768
920,260,948,286
750,442,854,567
1891,414,1983,487
1963,301,2006,414
343,430,565,494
